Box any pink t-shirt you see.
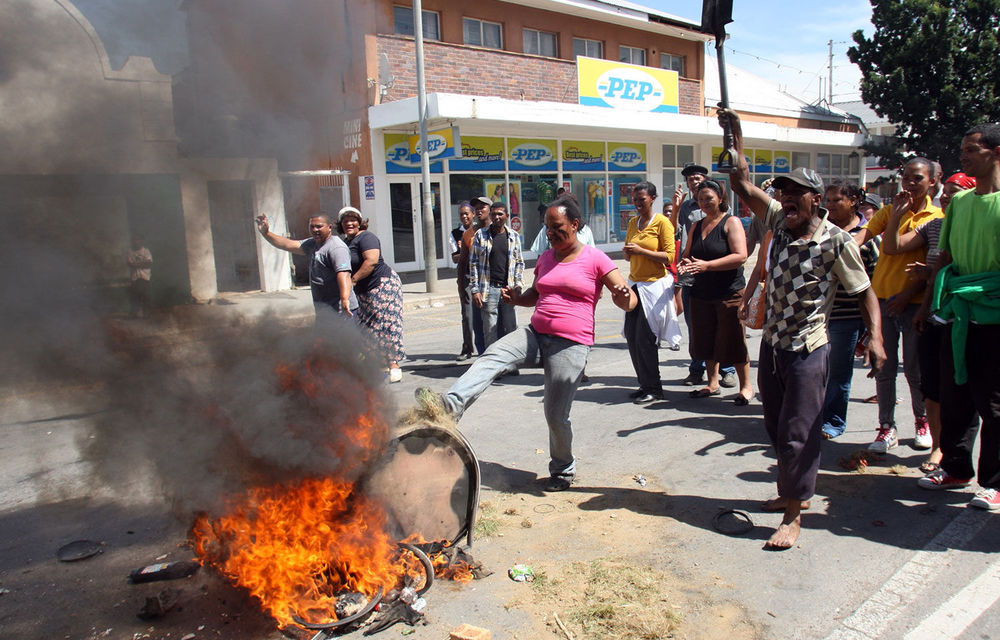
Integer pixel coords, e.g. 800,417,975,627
530,245,618,345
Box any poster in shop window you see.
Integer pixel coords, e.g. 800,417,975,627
484,179,522,220
617,181,638,234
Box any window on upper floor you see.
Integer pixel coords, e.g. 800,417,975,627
660,53,684,76
463,17,503,49
523,28,557,57
573,37,603,59
619,45,646,66
393,6,440,40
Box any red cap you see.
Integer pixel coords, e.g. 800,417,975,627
945,172,976,189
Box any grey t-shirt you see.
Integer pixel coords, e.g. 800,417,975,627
300,235,358,312
676,196,706,257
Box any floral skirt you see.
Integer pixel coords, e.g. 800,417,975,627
356,272,405,367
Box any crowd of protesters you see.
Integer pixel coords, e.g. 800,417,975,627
257,113,1000,550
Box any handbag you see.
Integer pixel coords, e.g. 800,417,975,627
745,230,773,330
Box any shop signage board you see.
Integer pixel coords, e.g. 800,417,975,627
507,138,557,172
408,126,461,162
773,151,791,173
608,142,646,172
577,56,679,114
385,133,442,174
562,140,605,171
712,146,753,173
754,150,773,173
449,136,505,171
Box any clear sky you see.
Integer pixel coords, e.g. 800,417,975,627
641,0,874,104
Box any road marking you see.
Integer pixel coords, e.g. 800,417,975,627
902,558,1000,639
824,507,992,640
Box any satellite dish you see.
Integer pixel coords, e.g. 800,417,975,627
378,53,395,96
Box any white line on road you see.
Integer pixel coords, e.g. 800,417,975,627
902,558,1000,640
824,507,993,640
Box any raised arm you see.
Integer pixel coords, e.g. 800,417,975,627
717,108,773,221
881,191,921,254
256,215,304,255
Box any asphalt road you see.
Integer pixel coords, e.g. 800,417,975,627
1,292,997,640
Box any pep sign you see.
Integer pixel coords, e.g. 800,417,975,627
577,57,679,114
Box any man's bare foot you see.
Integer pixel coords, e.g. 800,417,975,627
761,497,810,512
765,515,801,550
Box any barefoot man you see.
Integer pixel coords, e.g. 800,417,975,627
721,108,886,549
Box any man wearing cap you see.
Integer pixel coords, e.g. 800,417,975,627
255,212,358,322
858,192,882,220
469,200,524,347
672,163,738,387
459,197,493,354
720,108,885,549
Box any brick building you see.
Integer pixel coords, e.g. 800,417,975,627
176,0,866,277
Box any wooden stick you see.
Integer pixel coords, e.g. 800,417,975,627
553,612,574,640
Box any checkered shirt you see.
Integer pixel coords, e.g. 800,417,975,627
762,200,870,352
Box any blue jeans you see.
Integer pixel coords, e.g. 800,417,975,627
482,285,517,347
681,286,735,376
465,282,486,354
876,300,925,427
444,326,589,478
821,318,863,438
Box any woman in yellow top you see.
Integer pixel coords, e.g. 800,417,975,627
623,181,680,404
854,157,943,453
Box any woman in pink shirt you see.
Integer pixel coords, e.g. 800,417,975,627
416,194,635,492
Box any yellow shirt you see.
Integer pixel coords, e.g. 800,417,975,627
863,198,943,301
626,213,675,282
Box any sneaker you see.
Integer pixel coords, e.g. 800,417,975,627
414,387,452,415
867,424,898,453
913,416,932,449
456,352,473,362
719,372,737,388
968,488,1000,510
544,475,573,492
917,468,973,490
388,367,402,383
682,372,705,386
633,392,663,405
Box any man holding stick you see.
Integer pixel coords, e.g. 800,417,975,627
720,108,885,549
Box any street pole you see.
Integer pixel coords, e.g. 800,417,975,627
413,0,438,293
828,39,833,105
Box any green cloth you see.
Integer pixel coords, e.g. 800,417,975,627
931,265,1000,384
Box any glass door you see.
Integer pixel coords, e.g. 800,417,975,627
388,177,445,271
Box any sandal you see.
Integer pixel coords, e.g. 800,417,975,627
689,387,721,398
734,394,751,406
919,461,941,474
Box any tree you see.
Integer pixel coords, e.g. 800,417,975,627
848,0,1000,173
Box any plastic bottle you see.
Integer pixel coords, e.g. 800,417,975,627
129,560,200,584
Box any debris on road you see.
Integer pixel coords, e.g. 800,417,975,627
136,587,180,620
449,623,491,640
129,560,200,584
56,539,104,562
507,565,535,582
632,474,647,487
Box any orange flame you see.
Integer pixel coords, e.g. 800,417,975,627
191,477,428,628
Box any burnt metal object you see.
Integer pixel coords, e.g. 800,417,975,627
361,599,424,636
363,425,481,548
397,542,434,596
291,586,383,631
56,539,103,562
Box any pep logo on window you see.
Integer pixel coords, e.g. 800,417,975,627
510,143,553,166
578,57,679,114
609,147,642,168
387,142,418,167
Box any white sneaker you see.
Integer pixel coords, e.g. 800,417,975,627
913,417,932,450
388,368,402,383
868,425,898,453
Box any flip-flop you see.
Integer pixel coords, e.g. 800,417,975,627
863,394,879,404
734,394,751,406
689,387,721,398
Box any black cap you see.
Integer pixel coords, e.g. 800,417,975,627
681,163,709,178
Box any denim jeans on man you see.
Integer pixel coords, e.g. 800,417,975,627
443,325,588,479
877,300,925,427
821,318,864,438
482,285,517,346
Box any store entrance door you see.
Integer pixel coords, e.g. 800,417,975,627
388,177,445,271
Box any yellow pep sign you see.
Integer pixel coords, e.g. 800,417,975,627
577,56,679,114
408,126,460,162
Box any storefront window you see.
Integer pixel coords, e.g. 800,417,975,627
510,174,557,251
565,174,610,243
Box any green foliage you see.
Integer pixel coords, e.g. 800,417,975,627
848,0,1000,173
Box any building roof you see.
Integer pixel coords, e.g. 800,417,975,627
498,0,710,41
705,55,858,125
833,100,892,127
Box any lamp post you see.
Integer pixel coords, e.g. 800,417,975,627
413,0,438,292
